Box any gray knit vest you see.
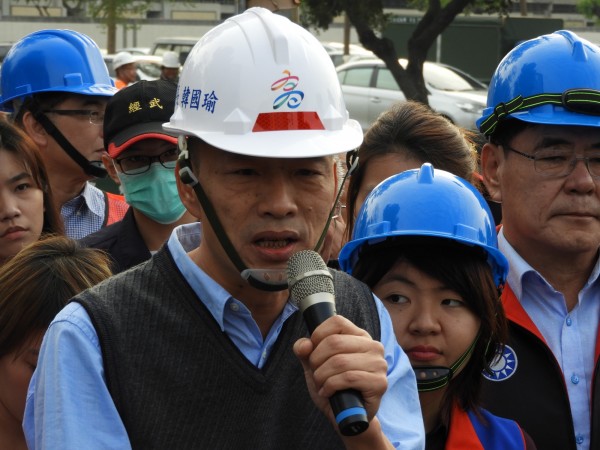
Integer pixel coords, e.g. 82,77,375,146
78,247,381,450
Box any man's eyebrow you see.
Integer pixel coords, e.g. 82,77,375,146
537,136,600,150
536,136,570,148
81,99,106,107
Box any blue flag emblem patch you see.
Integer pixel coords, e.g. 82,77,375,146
483,344,518,381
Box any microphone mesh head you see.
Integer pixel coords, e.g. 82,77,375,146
287,250,334,305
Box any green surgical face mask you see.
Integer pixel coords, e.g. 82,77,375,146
117,162,186,224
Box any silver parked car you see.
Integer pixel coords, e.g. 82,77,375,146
336,58,487,131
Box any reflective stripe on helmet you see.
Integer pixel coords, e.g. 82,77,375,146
164,7,362,158
252,112,325,132
477,30,600,134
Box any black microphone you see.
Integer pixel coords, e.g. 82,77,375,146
287,250,369,437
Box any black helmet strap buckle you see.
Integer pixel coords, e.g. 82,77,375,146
414,332,480,392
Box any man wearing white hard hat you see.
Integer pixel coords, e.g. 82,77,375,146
24,8,425,449
160,51,181,83
113,51,137,90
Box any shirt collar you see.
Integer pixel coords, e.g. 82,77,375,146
498,227,600,298
167,223,243,331
81,182,106,217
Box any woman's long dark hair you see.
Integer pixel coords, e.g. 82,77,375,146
0,120,63,235
346,101,478,240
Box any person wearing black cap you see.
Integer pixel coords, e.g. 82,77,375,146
80,80,196,273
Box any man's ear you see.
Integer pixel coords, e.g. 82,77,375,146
103,153,121,186
176,160,203,219
481,142,504,203
21,111,48,148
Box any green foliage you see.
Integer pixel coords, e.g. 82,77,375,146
300,0,511,30
300,0,391,33
404,0,511,16
466,0,512,16
300,0,511,105
88,0,153,21
577,0,600,23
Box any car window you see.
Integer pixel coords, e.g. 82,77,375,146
375,68,398,90
329,53,345,67
339,67,372,88
423,63,483,91
152,44,170,57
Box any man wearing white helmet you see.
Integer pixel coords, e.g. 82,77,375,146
24,8,424,450
160,51,181,83
478,30,600,450
113,51,137,90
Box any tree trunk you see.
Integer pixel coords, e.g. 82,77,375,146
106,0,117,53
345,5,427,104
520,0,527,16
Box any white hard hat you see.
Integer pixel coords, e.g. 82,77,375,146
112,51,135,71
161,51,180,69
164,7,362,158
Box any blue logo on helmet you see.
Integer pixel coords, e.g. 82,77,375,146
483,344,518,381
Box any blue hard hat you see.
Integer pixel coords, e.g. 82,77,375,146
0,29,115,111
477,30,600,136
338,163,508,287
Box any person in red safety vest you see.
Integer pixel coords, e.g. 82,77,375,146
477,30,600,450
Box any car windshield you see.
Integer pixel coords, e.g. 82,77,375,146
423,63,486,91
373,60,487,93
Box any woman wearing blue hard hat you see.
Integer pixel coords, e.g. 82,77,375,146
339,163,536,449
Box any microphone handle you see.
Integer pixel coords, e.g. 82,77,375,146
302,301,370,437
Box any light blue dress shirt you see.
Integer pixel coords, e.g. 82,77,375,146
61,182,107,239
24,223,425,450
499,229,600,450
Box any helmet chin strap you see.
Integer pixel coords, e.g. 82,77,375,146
32,110,107,179
414,333,479,392
177,137,358,292
178,138,287,291
312,150,358,254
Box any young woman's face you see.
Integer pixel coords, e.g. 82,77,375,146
0,331,43,424
373,259,480,374
0,151,44,263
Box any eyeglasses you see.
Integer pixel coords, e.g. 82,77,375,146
115,147,179,175
42,109,105,126
503,144,600,178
